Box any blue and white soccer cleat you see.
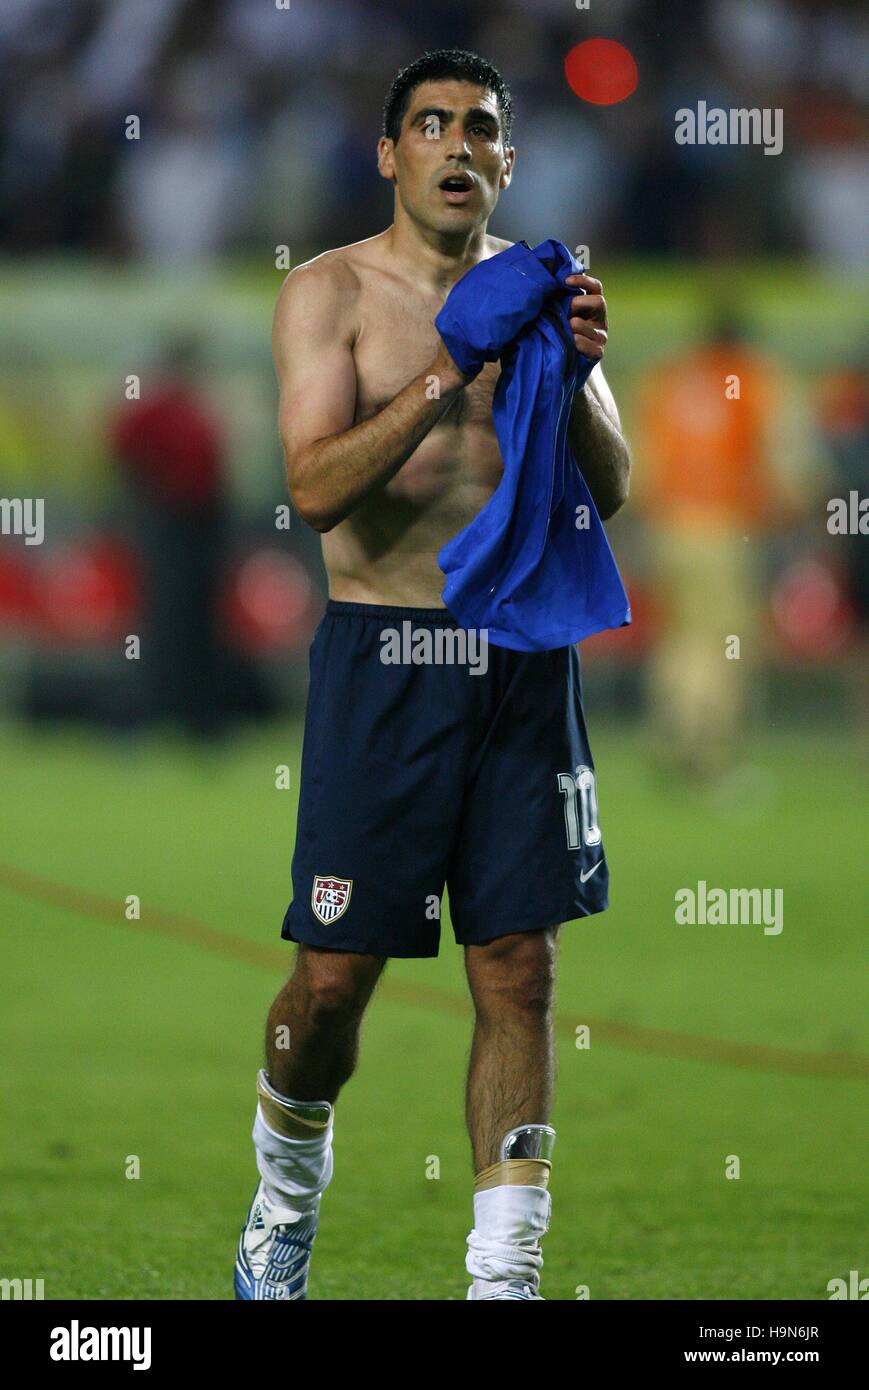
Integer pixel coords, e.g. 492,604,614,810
234,1180,318,1300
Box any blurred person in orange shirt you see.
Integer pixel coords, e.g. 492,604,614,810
635,308,814,777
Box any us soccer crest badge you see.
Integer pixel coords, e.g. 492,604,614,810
311,874,353,925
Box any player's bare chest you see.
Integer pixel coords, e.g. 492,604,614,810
351,282,498,427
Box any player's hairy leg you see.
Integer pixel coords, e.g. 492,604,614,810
463,927,560,1171
265,943,386,1103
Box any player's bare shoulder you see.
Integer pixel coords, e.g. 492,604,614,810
485,234,514,257
271,243,368,364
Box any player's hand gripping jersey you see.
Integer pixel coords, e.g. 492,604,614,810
435,239,631,652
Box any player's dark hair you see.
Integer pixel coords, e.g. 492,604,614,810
383,49,514,146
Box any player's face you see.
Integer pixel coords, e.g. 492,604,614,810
380,80,514,236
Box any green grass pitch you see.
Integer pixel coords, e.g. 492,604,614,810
0,717,864,1300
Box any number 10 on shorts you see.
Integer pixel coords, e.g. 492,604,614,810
558,767,601,850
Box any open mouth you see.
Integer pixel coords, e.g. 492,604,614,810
438,172,475,202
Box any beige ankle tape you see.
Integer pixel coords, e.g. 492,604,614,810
256,1075,330,1140
474,1158,551,1192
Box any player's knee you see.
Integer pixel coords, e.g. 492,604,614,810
301,962,373,1027
469,932,556,1021
504,970,553,1022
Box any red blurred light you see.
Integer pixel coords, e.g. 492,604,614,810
771,558,853,660
35,540,138,643
0,547,35,630
223,549,317,654
564,39,638,106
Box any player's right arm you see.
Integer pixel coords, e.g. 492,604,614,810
274,260,471,533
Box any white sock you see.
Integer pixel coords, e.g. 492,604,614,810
252,1080,333,1215
466,1184,551,1289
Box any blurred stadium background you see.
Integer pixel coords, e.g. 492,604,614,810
0,0,866,1300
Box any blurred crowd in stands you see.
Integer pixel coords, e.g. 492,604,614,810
1,0,866,263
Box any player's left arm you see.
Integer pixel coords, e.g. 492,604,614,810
565,271,631,520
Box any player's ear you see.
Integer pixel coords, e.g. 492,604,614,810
377,135,397,183
499,145,515,191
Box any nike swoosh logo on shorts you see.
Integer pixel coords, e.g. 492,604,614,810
580,861,603,883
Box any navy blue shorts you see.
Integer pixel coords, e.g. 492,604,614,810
281,601,609,958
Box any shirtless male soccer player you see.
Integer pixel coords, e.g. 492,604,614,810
234,49,631,1302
